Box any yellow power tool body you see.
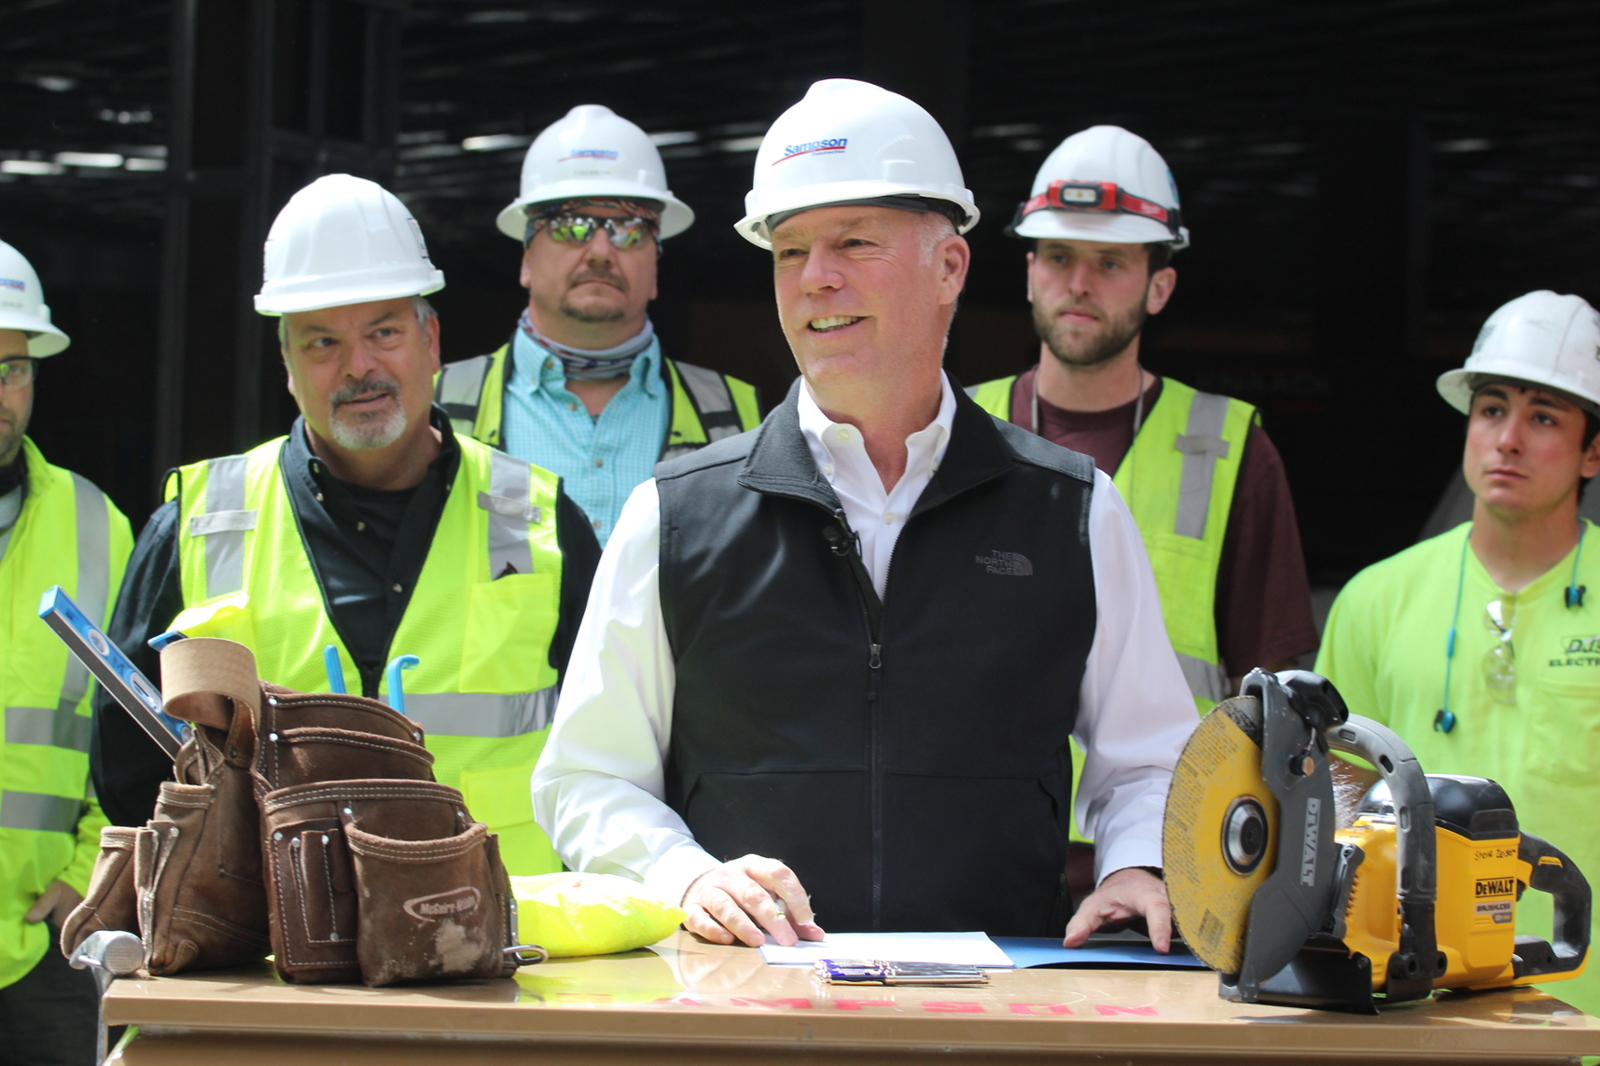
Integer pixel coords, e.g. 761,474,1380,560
1165,670,1590,1013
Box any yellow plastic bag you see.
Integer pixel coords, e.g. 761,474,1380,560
511,873,686,958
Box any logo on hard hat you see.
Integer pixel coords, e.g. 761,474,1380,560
774,138,849,165
0,278,24,292
559,149,620,162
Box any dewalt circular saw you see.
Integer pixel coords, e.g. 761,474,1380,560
1165,669,1591,1013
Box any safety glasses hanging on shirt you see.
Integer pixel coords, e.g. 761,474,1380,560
1010,179,1185,240
525,214,658,250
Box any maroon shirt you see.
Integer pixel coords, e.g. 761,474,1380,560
1008,367,1319,676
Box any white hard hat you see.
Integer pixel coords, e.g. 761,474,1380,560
495,104,694,241
0,239,69,356
255,174,444,316
1009,125,1189,250
734,79,980,249
1437,291,1600,417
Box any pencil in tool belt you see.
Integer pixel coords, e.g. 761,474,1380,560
816,960,990,986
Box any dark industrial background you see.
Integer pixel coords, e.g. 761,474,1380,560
3,0,1597,592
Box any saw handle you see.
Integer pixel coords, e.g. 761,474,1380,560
1514,833,1591,979
1325,714,1447,997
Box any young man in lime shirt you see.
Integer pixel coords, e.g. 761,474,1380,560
1317,290,1600,1014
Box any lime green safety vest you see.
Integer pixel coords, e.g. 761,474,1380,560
969,375,1257,712
434,344,762,461
165,435,566,875
1,437,130,988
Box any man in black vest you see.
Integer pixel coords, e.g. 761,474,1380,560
533,80,1197,949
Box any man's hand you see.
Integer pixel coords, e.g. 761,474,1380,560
1062,867,1171,953
25,880,84,928
681,854,825,948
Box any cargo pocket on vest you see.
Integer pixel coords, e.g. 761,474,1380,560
459,756,561,877
461,573,557,693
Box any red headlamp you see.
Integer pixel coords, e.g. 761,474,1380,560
1008,179,1183,239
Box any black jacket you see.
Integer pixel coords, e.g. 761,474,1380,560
657,377,1097,936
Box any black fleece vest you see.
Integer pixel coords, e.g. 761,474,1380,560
657,380,1097,935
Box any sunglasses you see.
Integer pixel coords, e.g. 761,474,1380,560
1482,599,1516,703
526,214,658,250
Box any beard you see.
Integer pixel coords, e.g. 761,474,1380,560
0,409,26,468
326,376,407,451
558,270,628,324
1033,288,1149,370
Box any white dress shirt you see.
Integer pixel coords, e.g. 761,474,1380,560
796,376,955,598
532,379,1198,909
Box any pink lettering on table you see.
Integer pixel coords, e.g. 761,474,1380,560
730,997,813,1009
833,999,894,1011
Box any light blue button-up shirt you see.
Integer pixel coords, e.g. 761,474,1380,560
500,326,671,546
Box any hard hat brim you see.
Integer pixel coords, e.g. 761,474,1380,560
254,273,445,317
735,180,980,249
0,311,69,356
1011,207,1188,250
496,182,695,241
1437,364,1600,419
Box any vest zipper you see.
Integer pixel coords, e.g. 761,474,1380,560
827,508,886,929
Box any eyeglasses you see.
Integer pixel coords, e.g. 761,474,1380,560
1011,179,1185,240
1483,599,1516,703
0,358,35,390
526,214,657,250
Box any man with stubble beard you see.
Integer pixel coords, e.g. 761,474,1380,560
970,126,1316,710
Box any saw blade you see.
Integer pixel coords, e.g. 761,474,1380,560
1163,695,1281,975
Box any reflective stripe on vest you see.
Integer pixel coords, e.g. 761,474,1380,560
436,352,495,443
191,454,253,599
435,345,760,462
1174,391,1232,540
0,791,83,834
403,689,559,738
5,471,111,757
483,449,539,578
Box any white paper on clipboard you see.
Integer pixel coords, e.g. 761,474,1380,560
759,931,1014,968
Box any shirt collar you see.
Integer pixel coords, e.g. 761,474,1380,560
797,373,956,475
511,324,663,399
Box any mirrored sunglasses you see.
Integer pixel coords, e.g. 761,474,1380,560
527,214,657,249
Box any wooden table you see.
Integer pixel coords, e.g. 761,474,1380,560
104,931,1600,1064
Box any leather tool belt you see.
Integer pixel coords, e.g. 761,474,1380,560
62,638,531,986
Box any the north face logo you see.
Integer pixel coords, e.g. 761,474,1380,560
976,550,1033,576
403,886,481,922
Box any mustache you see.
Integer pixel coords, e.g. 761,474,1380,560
568,267,625,290
329,377,400,407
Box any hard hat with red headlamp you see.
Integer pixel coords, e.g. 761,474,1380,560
1007,125,1189,250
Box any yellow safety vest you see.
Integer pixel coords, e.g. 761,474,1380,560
0,437,130,988
969,375,1257,712
165,434,566,875
434,344,763,461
